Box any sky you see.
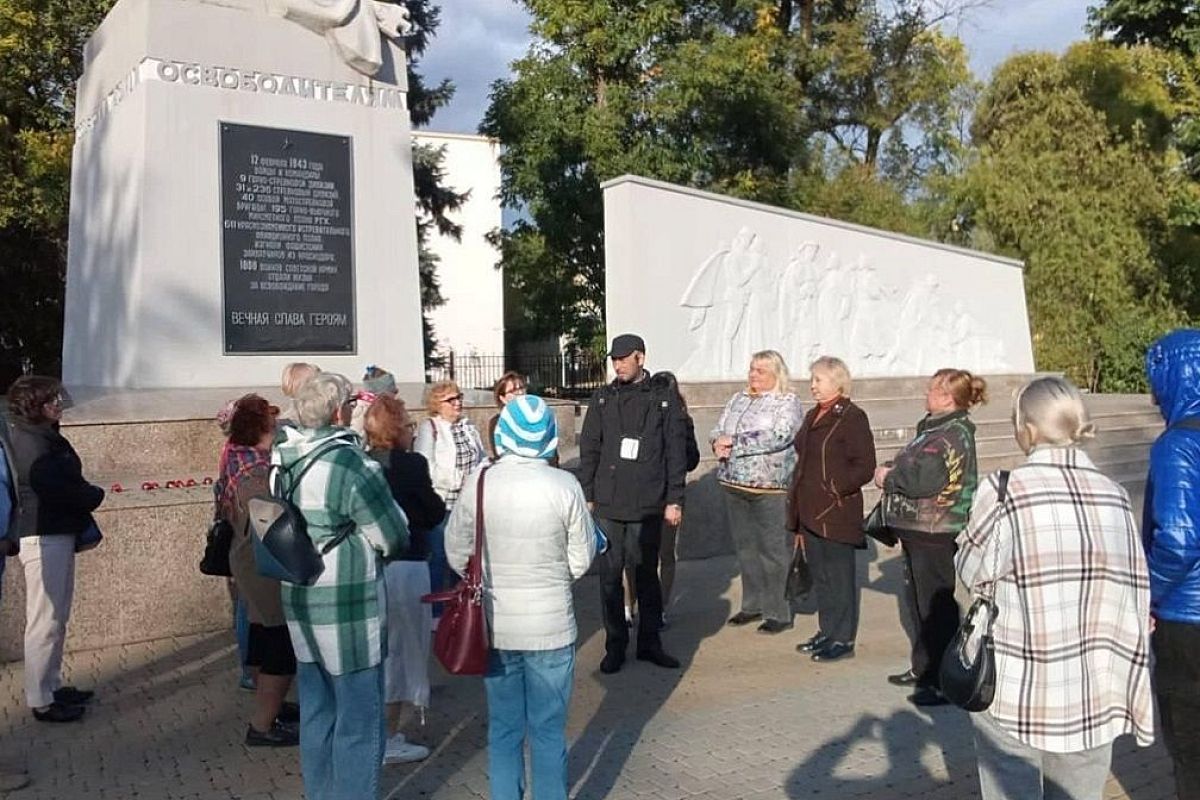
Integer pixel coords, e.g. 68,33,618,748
416,1,1094,136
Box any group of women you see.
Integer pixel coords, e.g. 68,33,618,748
713,353,1153,799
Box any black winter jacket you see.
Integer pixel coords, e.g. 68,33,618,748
369,448,446,561
577,373,689,521
6,418,104,538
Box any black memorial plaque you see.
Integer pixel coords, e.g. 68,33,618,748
220,123,355,353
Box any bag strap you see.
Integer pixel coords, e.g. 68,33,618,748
468,466,491,583
979,470,1012,619
1170,417,1200,432
275,441,351,500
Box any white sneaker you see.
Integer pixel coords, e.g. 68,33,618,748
383,733,431,765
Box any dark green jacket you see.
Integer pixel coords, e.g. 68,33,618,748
882,410,978,538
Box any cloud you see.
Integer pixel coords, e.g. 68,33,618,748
415,0,532,134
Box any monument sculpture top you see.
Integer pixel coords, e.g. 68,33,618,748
206,0,413,77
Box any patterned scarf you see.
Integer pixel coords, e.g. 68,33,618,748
214,443,270,510
446,419,481,507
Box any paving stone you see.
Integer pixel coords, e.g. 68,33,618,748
0,555,1178,799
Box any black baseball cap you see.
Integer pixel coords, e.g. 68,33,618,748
607,334,646,359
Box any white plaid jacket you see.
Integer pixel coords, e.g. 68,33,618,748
956,447,1154,753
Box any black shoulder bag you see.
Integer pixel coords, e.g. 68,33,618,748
939,470,1010,712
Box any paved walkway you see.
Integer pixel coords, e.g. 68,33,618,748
0,548,1176,800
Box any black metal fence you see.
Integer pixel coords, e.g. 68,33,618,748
428,352,606,400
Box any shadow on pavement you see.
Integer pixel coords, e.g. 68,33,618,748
568,557,731,800
784,705,978,799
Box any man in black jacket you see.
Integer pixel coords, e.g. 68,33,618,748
578,334,688,673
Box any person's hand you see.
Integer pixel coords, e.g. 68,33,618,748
664,504,682,526
713,435,733,460
587,501,595,513
873,466,892,489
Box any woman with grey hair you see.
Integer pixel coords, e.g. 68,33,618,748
786,357,876,662
710,350,804,634
956,376,1153,800
271,372,411,798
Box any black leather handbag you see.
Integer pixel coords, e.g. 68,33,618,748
199,518,235,577
939,471,1010,712
862,500,897,547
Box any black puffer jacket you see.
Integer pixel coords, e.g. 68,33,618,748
577,373,689,521
6,418,104,538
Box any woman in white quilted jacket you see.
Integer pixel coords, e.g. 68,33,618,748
445,395,597,800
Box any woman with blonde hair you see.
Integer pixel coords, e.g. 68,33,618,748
414,380,486,594
710,350,804,634
956,376,1152,799
876,368,987,705
279,362,320,427
786,357,876,662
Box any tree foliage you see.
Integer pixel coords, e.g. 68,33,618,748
485,0,975,350
0,0,113,384
945,43,1187,390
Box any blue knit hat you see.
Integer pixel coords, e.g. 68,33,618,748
495,395,558,460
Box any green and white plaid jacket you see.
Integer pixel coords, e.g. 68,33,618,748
272,425,409,674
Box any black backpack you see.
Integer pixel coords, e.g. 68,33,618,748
247,442,356,585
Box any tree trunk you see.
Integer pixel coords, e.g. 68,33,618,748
777,0,794,34
865,126,882,169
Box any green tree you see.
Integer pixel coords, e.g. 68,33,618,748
393,0,468,367
1088,0,1200,57
945,44,1186,391
484,0,977,348
0,0,114,384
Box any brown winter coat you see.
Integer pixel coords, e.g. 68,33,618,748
786,398,876,545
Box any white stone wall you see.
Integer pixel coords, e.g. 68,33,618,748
413,132,504,358
603,176,1035,381
63,0,424,388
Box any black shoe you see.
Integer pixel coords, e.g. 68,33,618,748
795,632,829,653
53,686,94,705
727,611,763,626
33,702,85,723
245,721,300,747
811,641,855,662
757,619,794,635
908,687,950,707
636,648,681,669
600,652,625,674
276,701,300,724
887,669,919,687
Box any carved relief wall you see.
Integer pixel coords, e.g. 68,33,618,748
604,177,1034,381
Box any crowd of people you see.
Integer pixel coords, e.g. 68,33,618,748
0,326,1195,800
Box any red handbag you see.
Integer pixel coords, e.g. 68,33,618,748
421,466,491,676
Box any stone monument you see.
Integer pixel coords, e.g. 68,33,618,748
62,0,425,388
604,175,1035,381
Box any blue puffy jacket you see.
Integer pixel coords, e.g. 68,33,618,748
1144,329,1200,624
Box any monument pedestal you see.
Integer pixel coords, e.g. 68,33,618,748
63,0,424,389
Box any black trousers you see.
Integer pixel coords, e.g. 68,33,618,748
597,515,664,655
803,530,860,645
1154,620,1200,800
900,539,960,687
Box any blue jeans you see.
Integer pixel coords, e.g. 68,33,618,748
484,646,575,800
297,661,386,800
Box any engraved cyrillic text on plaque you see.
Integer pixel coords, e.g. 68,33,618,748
220,123,355,353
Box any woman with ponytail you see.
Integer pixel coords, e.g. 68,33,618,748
874,368,987,706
